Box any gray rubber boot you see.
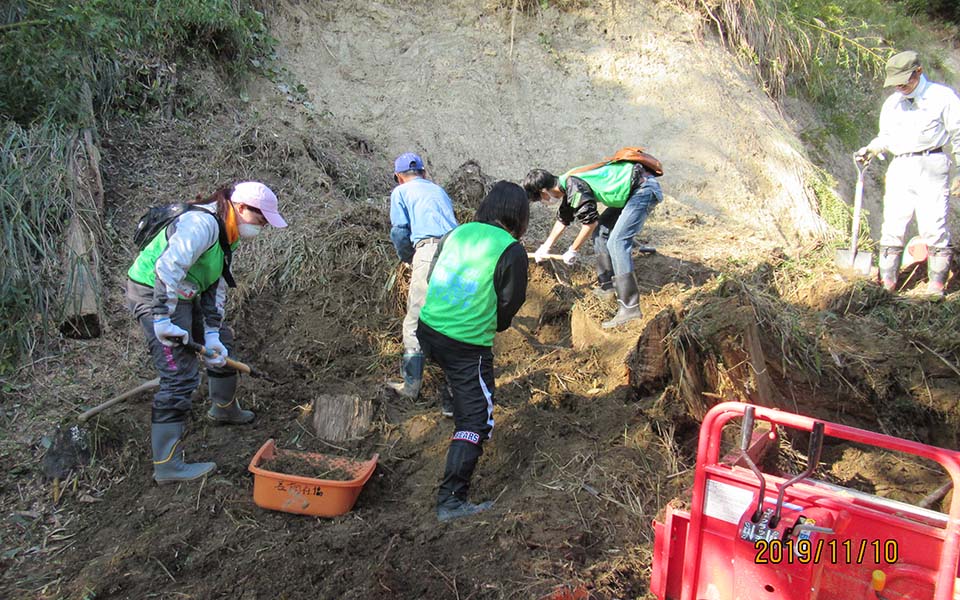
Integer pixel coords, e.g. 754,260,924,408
152,422,216,484
437,441,492,522
926,246,952,298
206,373,254,424
386,352,424,399
593,251,615,299
602,273,642,329
879,246,903,292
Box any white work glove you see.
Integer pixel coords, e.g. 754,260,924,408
533,243,552,263
561,247,579,265
202,330,228,368
152,317,188,347
856,139,886,162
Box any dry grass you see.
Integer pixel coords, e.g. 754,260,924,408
681,0,888,98
0,121,108,370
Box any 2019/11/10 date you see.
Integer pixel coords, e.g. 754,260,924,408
754,539,899,565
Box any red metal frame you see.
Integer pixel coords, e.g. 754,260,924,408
652,402,960,600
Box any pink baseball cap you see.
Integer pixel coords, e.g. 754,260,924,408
231,181,287,228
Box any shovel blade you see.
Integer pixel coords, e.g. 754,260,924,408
835,249,873,277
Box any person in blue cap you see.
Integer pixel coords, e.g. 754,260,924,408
386,152,458,407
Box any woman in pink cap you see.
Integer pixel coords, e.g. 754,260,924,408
126,181,287,484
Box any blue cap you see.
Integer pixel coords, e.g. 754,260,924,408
394,152,424,173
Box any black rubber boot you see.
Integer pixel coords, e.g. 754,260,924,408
593,251,615,299
386,352,424,399
206,372,254,424
152,422,216,484
926,246,952,298
878,245,903,292
436,440,492,522
602,273,642,329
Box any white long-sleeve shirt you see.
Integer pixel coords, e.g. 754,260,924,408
152,203,229,330
871,75,960,166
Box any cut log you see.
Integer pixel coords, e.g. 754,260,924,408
60,128,103,339
743,318,780,408
312,394,374,442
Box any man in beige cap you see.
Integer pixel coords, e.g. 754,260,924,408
857,50,960,297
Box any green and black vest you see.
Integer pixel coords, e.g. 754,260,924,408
420,222,516,347
128,219,237,295
559,161,635,209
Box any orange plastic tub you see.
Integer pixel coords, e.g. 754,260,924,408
248,439,378,517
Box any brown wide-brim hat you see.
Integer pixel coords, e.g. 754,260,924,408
883,50,920,87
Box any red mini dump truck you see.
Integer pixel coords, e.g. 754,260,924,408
652,402,960,600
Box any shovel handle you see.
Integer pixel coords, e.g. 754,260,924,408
182,339,272,380
78,377,161,422
527,252,566,261
184,340,253,375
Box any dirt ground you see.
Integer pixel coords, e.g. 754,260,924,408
3,1,960,599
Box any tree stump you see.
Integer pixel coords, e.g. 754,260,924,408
312,394,374,442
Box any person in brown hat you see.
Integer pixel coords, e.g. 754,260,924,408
856,51,960,297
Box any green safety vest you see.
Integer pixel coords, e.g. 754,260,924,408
127,224,236,295
559,161,635,209
420,222,517,347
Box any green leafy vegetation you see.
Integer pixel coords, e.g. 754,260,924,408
689,0,955,149
1,0,273,124
808,165,873,251
897,0,960,25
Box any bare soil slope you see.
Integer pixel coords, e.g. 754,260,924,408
276,0,827,257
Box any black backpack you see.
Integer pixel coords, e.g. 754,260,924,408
133,203,236,288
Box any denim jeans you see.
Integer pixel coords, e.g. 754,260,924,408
593,177,663,277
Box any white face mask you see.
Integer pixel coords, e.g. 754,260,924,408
238,223,263,239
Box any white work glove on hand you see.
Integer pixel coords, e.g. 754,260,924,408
203,330,228,368
856,139,886,162
533,243,552,263
561,247,579,265
153,317,189,348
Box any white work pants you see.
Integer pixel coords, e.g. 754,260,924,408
880,152,951,248
402,239,439,353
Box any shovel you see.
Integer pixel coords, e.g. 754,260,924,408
182,339,276,382
44,342,272,489
78,377,160,423
835,153,874,276
527,247,657,261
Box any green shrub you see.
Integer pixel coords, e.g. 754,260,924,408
690,0,955,160
897,0,960,25
809,165,872,249
0,0,273,125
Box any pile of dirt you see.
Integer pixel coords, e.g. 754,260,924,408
262,453,359,481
